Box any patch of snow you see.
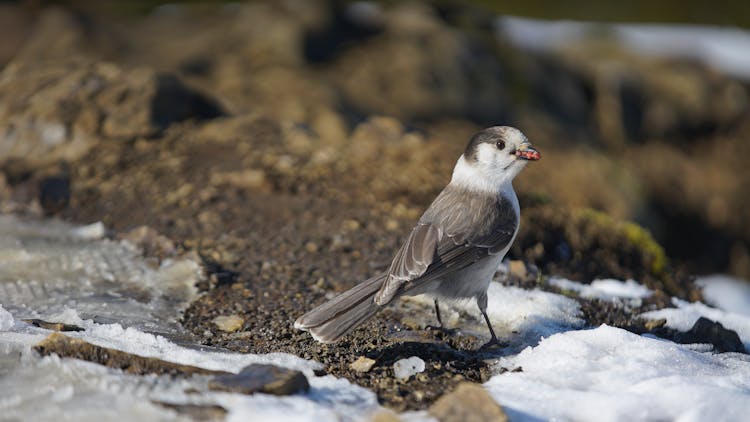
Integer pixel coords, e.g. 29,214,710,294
0,305,13,331
70,221,106,239
0,314,380,422
642,298,750,350
486,325,750,421
549,278,652,303
496,16,750,80
696,275,750,317
393,357,426,380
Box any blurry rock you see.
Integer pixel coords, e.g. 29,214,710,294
350,356,377,373
34,333,224,376
121,226,177,260
212,315,244,333
39,175,70,216
674,317,745,354
514,205,684,295
152,402,227,421
428,382,508,422
208,363,309,395
393,356,425,379
541,43,748,147
327,2,508,123
0,60,223,170
0,4,32,67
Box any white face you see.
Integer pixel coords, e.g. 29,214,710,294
451,127,537,194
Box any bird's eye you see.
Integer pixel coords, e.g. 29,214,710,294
495,140,505,150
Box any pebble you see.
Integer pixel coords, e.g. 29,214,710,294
349,356,377,373
393,356,425,380
212,315,244,333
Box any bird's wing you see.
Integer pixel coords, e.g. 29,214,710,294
374,189,517,305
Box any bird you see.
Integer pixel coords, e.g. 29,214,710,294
294,126,540,346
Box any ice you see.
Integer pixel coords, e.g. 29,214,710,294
497,16,750,80
393,357,426,380
642,298,750,350
549,278,652,303
485,325,750,421
696,275,750,317
0,305,13,331
0,215,201,338
0,316,380,422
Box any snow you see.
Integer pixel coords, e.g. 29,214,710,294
393,357,426,380
696,275,750,317
408,282,583,347
497,16,750,80
549,278,653,303
486,325,750,422
0,305,13,331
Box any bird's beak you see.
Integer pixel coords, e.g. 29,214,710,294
515,142,541,161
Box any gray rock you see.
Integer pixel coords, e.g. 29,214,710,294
208,363,310,396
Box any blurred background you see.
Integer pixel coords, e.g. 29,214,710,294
0,0,748,282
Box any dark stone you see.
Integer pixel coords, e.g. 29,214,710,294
23,319,82,332
208,363,310,396
39,176,71,216
675,317,746,354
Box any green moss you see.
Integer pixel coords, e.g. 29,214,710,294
576,208,668,276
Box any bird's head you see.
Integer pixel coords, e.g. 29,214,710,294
451,126,540,193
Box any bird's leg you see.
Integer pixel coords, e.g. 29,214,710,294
477,293,502,349
434,299,444,328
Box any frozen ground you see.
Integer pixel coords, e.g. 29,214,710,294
2,217,750,421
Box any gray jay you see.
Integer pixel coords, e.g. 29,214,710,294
295,126,540,345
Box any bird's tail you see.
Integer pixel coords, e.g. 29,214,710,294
294,274,386,343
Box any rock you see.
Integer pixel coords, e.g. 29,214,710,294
349,356,377,373
393,356,425,380
428,382,508,422
675,317,745,354
0,60,223,170
508,260,529,280
370,409,403,422
327,2,508,123
212,315,244,333
644,318,667,331
208,363,309,395
210,169,268,192
120,226,177,260
39,175,71,216
33,333,225,376
514,205,684,296
152,402,227,421
23,319,83,332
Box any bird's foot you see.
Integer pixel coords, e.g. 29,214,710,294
479,336,506,351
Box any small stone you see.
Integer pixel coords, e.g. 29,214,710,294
305,242,319,253
644,318,667,331
212,315,244,333
370,410,402,422
393,356,425,380
208,363,309,396
429,382,508,422
349,356,376,373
